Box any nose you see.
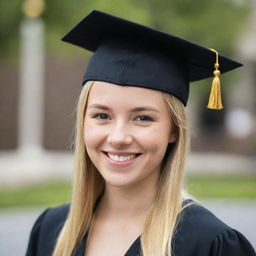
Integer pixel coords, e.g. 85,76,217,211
107,122,133,148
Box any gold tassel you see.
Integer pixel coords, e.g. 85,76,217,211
207,48,223,110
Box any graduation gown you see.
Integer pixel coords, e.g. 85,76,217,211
25,201,256,256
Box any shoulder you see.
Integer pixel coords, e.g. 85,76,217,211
178,201,230,237
39,204,70,228
26,204,70,256
172,201,256,256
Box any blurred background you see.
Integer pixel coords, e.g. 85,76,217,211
0,0,255,255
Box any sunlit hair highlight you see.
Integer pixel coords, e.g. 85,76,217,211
53,81,193,256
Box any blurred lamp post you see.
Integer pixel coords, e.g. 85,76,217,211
19,0,45,154
0,0,72,187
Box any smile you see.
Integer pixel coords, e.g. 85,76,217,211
103,151,141,165
107,153,137,162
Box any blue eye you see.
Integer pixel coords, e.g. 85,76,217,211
135,115,153,122
93,113,109,120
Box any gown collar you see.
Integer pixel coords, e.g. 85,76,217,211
74,199,193,256
75,233,141,256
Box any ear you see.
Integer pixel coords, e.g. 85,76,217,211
169,128,178,143
168,135,177,143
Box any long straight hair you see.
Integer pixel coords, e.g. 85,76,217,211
53,80,192,256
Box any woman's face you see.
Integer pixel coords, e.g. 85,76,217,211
84,81,176,188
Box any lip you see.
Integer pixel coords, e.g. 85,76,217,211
101,151,142,167
103,151,141,156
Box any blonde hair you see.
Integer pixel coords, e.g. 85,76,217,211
53,80,193,256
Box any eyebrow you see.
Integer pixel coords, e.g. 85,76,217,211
130,107,159,113
88,104,160,112
88,104,109,110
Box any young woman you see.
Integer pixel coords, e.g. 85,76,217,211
26,10,256,256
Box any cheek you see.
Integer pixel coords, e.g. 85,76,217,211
83,121,105,149
138,126,170,156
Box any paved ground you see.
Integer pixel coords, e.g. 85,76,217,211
0,200,255,256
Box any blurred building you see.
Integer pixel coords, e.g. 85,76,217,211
0,2,255,187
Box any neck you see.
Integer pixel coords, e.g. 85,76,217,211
96,175,159,220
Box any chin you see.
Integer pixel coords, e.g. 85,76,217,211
105,178,135,188
102,172,139,188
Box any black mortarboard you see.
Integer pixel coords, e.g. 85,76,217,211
62,10,242,109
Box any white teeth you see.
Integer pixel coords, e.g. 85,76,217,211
107,153,136,162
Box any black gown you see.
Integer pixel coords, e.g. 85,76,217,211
25,201,256,256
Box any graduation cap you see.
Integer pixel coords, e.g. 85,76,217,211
62,10,242,110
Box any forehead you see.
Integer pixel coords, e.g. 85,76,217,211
87,81,167,107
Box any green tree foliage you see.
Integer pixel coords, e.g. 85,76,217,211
0,0,250,59
0,0,24,58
